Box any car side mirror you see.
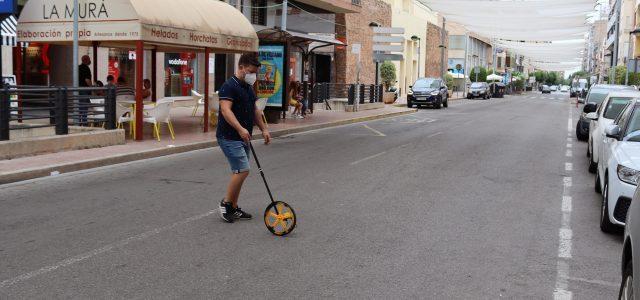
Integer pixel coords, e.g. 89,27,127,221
583,103,597,113
585,112,598,121
605,124,621,139
409,85,412,89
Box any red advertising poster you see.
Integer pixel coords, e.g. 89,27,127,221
108,58,120,79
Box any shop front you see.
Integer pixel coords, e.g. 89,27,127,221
17,0,258,140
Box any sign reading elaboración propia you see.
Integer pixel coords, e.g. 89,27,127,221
17,0,256,52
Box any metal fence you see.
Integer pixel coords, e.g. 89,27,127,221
0,86,117,141
309,83,383,111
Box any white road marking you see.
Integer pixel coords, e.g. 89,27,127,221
562,196,572,213
567,138,573,142
428,132,443,138
0,210,217,288
558,228,573,258
563,276,619,288
555,261,573,300
566,143,572,148
566,150,572,157
362,124,386,137
568,119,573,132
350,151,387,165
565,163,573,172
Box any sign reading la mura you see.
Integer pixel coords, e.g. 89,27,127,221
43,0,109,20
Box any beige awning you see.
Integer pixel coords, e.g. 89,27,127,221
17,0,258,52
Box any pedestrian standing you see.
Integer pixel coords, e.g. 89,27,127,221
78,55,93,125
217,53,271,223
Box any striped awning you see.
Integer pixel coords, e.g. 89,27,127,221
1,15,16,47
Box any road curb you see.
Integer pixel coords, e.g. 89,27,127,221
0,109,416,184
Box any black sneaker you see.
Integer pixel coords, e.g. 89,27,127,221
219,200,235,223
234,207,252,220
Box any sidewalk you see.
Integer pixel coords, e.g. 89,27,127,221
0,105,416,184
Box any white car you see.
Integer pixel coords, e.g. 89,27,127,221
620,185,640,298
586,91,640,174
550,85,558,91
597,100,640,232
560,85,569,92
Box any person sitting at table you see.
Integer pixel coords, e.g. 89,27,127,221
94,81,105,97
142,79,152,102
106,75,115,87
116,77,135,97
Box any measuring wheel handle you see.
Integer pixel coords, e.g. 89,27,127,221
264,201,297,236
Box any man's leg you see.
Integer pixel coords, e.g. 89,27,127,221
225,171,249,208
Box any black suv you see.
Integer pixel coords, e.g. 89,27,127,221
407,78,449,109
467,82,491,99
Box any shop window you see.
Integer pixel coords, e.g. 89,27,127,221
251,0,266,26
107,49,136,86
164,53,196,97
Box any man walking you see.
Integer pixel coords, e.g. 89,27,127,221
218,53,271,223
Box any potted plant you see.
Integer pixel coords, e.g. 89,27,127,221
380,61,397,104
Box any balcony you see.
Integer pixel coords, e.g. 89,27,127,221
294,0,361,13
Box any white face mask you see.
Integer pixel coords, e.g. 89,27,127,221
244,73,257,86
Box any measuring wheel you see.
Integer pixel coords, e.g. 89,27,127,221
264,201,296,236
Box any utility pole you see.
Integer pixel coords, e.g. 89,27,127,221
463,33,469,97
72,0,79,88
440,17,447,79
281,0,288,31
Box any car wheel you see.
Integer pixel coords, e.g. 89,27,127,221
595,171,602,194
576,122,588,141
407,100,413,108
589,157,597,174
436,98,443,109
600,178,617,233
619,260,634,300
443,98,449,108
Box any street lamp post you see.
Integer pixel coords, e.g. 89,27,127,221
472,54,479,82
411,35,421,79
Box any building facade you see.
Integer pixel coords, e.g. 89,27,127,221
335,0,391,85
424,21,448,78
381,0,438,96
447,22,494,77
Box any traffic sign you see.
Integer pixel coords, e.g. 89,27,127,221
0,0,15,14
372,27,405,35
373,36,404,43
373,44,404,52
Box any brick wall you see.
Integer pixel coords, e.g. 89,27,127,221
335,0,391,85
425,22,448,78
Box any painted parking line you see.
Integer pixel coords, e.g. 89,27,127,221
350,151,387,166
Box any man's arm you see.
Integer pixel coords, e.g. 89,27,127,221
255,107,271,144
220,99,251,142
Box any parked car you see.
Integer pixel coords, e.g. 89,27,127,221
467,82,491,99
571,78,589,99
550,85,558,92
586,91,640,173
576,84,636,141
407,77,448,109
596,100,640,232
620,185,640,298
542,85,551,94
560,85,569,93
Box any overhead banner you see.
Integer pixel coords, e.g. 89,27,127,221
257,45,285,108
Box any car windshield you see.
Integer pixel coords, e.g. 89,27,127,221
586,90,610,105
625,108,640,142
603,97,634,119
414,79,440,89
471,83,484,88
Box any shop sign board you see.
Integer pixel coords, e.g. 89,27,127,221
257,45,286,108
0,0,15,14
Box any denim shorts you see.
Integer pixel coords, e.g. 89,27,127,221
218,137,251,173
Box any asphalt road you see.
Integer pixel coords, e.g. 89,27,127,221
0,91,623,299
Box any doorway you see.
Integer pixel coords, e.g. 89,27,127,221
315,54,331,83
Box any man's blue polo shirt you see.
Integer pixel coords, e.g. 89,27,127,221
216,76,257,141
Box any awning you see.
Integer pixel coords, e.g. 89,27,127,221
257,28,344,47
17,0,258,52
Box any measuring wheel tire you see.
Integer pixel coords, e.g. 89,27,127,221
264,201,297,236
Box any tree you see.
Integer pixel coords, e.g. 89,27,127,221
614,65,627,85
444,73,454,90
380,61,396,91
470,66,488,82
